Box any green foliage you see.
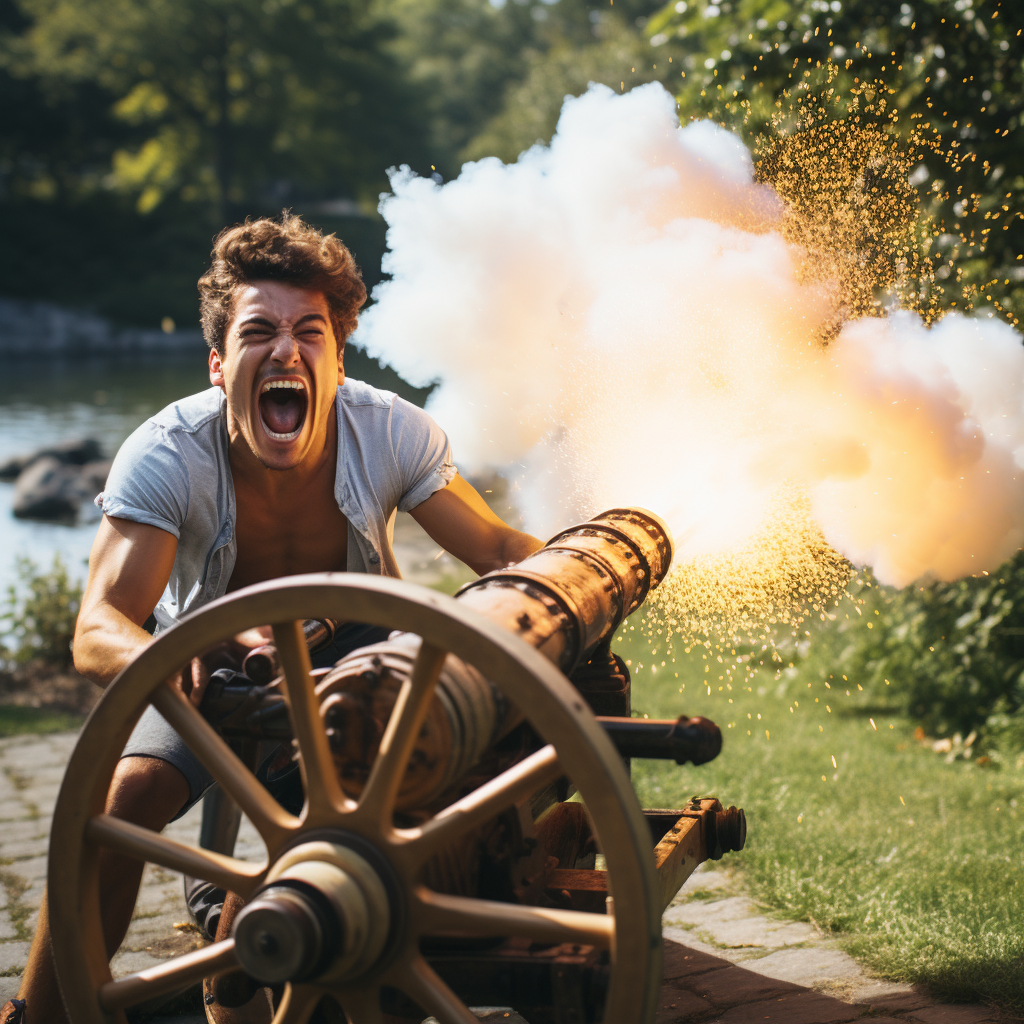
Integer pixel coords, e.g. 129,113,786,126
464,14,664,163
646,0,1024,321
804,561,1024,751
0,0,1020,327
0,705,84,736
623,629,1024,1013
1,555,82,670
3,0,425,217
377,0,670,169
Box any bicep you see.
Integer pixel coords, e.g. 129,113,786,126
81,515,178,627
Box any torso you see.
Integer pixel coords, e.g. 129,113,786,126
227,450,349,591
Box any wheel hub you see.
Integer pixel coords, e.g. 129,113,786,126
234,841,392,985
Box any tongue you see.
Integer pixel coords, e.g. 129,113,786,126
260,391,304,435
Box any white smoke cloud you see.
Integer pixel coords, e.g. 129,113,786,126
356,82,1024,588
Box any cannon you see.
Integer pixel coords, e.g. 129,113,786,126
47,508,746,1024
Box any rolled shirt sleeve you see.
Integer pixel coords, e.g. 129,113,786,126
391,397,457,512
95,421,189,538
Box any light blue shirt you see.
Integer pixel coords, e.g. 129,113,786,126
97,380,456,630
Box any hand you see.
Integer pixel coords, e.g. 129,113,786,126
169,627,273,707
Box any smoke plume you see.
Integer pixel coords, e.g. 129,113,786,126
356,83,1024,589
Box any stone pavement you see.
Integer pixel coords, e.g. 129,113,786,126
0,731,1017,1023
655,864,1018,1024
0,731,267,1009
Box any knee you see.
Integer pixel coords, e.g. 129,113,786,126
106,756,190,830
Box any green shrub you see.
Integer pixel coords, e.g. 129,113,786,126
809,556,1024,750
1,555,83,671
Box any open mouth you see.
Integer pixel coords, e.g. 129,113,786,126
258,379,309,440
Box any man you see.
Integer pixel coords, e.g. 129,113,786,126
5,214,542,1024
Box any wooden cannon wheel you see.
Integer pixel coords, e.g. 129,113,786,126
48,573,662,1024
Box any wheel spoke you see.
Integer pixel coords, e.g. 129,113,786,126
338,985,384,1024
272,983,324,1024
415,888,614,949
152,685,299,850
99,939,238,1011
406,745,562,860
86,814,264,898
357,640,447,824
273,619,351,823
395,955,479,1024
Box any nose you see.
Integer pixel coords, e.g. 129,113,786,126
269,328,301,366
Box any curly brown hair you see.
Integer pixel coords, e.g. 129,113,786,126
198,213,367,354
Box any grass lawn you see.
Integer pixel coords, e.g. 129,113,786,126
616,623,1024,1013
0,704,83,737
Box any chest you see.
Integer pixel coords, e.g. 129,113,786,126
228,479,349,590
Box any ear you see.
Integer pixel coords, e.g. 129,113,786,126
209,347,226,390
337,339,345,386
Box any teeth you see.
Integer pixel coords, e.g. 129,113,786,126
265,427,302,440
261,380,305,393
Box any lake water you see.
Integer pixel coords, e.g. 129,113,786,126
0,349,437,599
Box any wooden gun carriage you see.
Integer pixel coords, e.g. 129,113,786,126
47,509,745,1024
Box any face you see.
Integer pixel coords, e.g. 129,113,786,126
209,280,344,471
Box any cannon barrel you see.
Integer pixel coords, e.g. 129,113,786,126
314,508,676,809
454,507,673,675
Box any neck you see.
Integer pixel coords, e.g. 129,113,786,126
227,399,338,498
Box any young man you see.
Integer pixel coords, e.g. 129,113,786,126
5,214,542,1024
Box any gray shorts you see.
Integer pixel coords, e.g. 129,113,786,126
120,623,392,820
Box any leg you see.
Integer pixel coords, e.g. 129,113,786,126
10,756,190,1024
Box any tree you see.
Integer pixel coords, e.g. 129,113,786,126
645,0,1024,322
374,0,673,169
5,0,427,220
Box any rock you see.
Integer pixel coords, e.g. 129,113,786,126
0,437,103,480
80,458,113,493
11,455,109,520
4,437,110,521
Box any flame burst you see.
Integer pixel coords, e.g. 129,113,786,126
651,490,853,641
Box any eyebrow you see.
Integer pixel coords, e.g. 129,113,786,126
238,312,328,329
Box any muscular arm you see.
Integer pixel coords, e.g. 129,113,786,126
73,516,178,688
409,473,543,575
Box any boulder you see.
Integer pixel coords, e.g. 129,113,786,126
11,455,111,520
0,437,103,480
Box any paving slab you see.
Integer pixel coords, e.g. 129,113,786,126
859,986,935,1013
1,740,67,768
0,940,30,972
0,836,48,859
0,819,47,843
665,895,762,928
662,940,731,980
739,946,865,987
6,855,46,885
906,1007,1004,1024
710,991,864,1023
0,799,31,821
655,982,714,1023
686,964,802,1007
662,925,726,957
